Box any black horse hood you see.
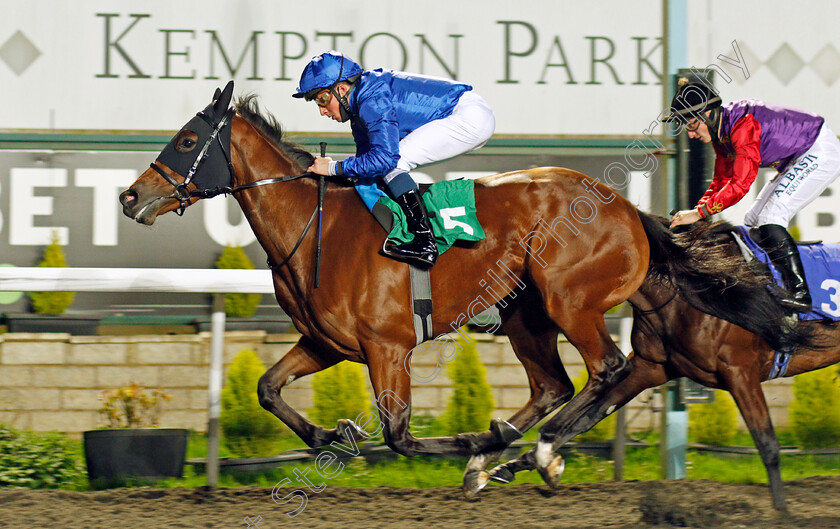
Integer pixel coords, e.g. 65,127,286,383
154,81,235,193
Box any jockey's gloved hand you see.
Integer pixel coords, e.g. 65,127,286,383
317,158,356,186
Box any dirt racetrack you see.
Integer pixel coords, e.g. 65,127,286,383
1,476,839,529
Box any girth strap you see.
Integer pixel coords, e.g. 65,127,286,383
372,201,434,345
410,265,434,345
767,349,792,380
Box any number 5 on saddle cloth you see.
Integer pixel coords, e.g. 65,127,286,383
357,179,485,254
357,178,486,345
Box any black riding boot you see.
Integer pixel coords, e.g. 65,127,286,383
754,224,812,312
382,189,439,267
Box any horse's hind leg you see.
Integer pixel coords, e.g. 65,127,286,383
463,289,574,494
533,308,630,479
721,365,787,511
489,350,669,485
258,336,362,448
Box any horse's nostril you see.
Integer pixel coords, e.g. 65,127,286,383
120,189,137,205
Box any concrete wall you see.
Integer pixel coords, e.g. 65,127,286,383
0,331,793,435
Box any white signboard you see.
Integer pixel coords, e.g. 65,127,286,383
684,0,840,241
687,1,840,142
1,0,662,135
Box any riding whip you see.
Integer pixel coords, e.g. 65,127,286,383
315,142,327,288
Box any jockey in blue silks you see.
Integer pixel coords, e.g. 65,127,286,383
293,50,495,267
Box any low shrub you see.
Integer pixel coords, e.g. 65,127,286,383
440,330,495,435
688,389,738,446
309,361,374,429
409,411,448,438
221,349,283,457
98,383,171,428
28,232,74,315
0,424,85,489
789,366,840,448
215,245,261,318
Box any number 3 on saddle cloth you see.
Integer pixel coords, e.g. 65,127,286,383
734,226,840,379
734,226,840,322
355,179,486,254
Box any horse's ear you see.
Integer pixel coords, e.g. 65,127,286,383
214,80,234,115
212,87,222,104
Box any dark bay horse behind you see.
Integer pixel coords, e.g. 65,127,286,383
118,82,806,494
489,218,829,511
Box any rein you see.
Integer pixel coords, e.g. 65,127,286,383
229,172,311,192
234,171,328,288
150,109,328,287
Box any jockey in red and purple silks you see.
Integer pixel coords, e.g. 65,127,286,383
695,100,824,219
667,79,840,312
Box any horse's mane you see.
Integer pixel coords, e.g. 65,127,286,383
642,214,775,292
673,218,773,284
234,94,315,171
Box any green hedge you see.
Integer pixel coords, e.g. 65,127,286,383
221,349,283,457
309,361,373,428
28,232,74,315
688,389,738,446
0,424,85,489
215,245,261,318
440,330,494,435
789,366,840,448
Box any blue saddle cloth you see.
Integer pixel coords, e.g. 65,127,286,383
735,226,840,321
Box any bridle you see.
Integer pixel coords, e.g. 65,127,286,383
148,107,327,285
149,107,314,214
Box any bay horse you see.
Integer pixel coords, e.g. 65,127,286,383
487,217,831,511
118,81,806,492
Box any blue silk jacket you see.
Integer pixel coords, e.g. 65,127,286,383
336,69,472,180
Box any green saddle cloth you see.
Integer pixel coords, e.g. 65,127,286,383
379,180,485,254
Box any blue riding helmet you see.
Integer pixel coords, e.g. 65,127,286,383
292,51,363,100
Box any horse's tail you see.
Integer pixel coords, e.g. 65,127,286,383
637,210,815,352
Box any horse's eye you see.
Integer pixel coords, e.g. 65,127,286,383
176,132,198,153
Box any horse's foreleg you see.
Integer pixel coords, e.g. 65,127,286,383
489,352,668,486
722,366,787,511
257,336,355,448
365,344,516,458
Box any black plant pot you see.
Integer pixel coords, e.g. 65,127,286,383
192,315,293,333
3,313,101,335
83,428,188,487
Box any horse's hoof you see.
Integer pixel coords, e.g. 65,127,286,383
488,466,515,484
537,455,565,489
462,470,490,497
465,450,501,474
335,419,365,443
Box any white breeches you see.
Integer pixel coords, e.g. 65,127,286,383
745,124,840,227
383,91,496,182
